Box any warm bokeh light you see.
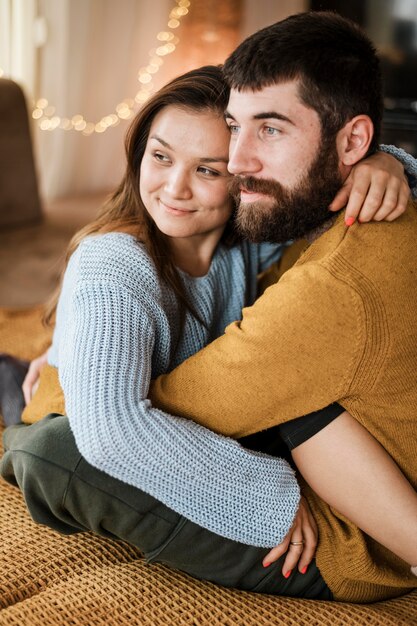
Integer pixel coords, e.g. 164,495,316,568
36,98,48,109
12,0,192,135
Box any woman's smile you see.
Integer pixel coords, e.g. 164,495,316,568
159,200,197,216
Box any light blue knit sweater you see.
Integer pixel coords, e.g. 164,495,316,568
49,235,300,548
380,144,417,192
49,145,417,548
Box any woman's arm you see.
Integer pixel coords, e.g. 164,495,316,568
22,350,48,404
59,236,300,549
329,146,417,224
290,411,417,566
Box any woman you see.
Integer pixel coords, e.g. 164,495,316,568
1,66,416,600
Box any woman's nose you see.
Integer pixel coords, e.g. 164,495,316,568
164,168,192,199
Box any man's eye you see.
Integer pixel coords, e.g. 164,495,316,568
228,124,240,135
264,126,279,136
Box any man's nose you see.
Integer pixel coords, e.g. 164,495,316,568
228,133,262,176
164,168,192,199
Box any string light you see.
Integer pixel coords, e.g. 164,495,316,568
0,0,190,135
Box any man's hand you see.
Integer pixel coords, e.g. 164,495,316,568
329,151,409,225
22,350,49,405
262,496,318,577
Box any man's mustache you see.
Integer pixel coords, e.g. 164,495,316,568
228,175,283,198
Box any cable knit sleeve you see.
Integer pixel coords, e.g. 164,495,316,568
379,144,417,198
59,236,300,548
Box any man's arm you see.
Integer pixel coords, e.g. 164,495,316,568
150,263,364,437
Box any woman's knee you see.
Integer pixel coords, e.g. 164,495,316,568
3,414,81,470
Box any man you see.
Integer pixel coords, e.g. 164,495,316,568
148,11,417,601
2,12,417,603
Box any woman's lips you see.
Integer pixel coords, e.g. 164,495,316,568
160,201,196,216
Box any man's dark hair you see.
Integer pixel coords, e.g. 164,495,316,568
223,11,383,152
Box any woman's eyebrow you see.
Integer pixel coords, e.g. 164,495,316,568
150,135,228,164
200,156,229,164
150,135,171,148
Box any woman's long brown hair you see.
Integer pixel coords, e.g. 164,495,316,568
44,65,235,327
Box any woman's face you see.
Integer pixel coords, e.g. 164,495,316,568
140,105,233,241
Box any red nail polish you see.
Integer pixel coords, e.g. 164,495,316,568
284,570,292,579
345,216,355,226
263,562,271,568
301,565,308,574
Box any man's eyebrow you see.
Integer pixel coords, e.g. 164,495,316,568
150,135,227,164
253,112,295,125
224,111,295,125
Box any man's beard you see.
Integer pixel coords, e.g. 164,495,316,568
228,140,343,243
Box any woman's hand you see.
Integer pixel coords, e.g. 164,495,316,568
262,496,318,577
329,151,410,226
22,350,49,405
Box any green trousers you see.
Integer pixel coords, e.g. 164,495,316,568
1,414,332,600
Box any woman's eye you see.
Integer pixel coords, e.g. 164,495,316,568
154,152,170,163
198,166,219,177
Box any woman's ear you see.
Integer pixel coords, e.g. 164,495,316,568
336,115,374,167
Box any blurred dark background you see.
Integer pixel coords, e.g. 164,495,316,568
311,0,417,155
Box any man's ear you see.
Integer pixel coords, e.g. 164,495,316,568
336,115,374,166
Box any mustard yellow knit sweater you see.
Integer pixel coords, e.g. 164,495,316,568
151,205,417,603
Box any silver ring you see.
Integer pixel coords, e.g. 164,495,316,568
290,541,304,546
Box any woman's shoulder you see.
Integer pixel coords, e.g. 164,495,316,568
77,231,146,256
69,232,161,292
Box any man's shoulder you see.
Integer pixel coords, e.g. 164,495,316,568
298,204,417,279
252,205,417,335
253,250,359,323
